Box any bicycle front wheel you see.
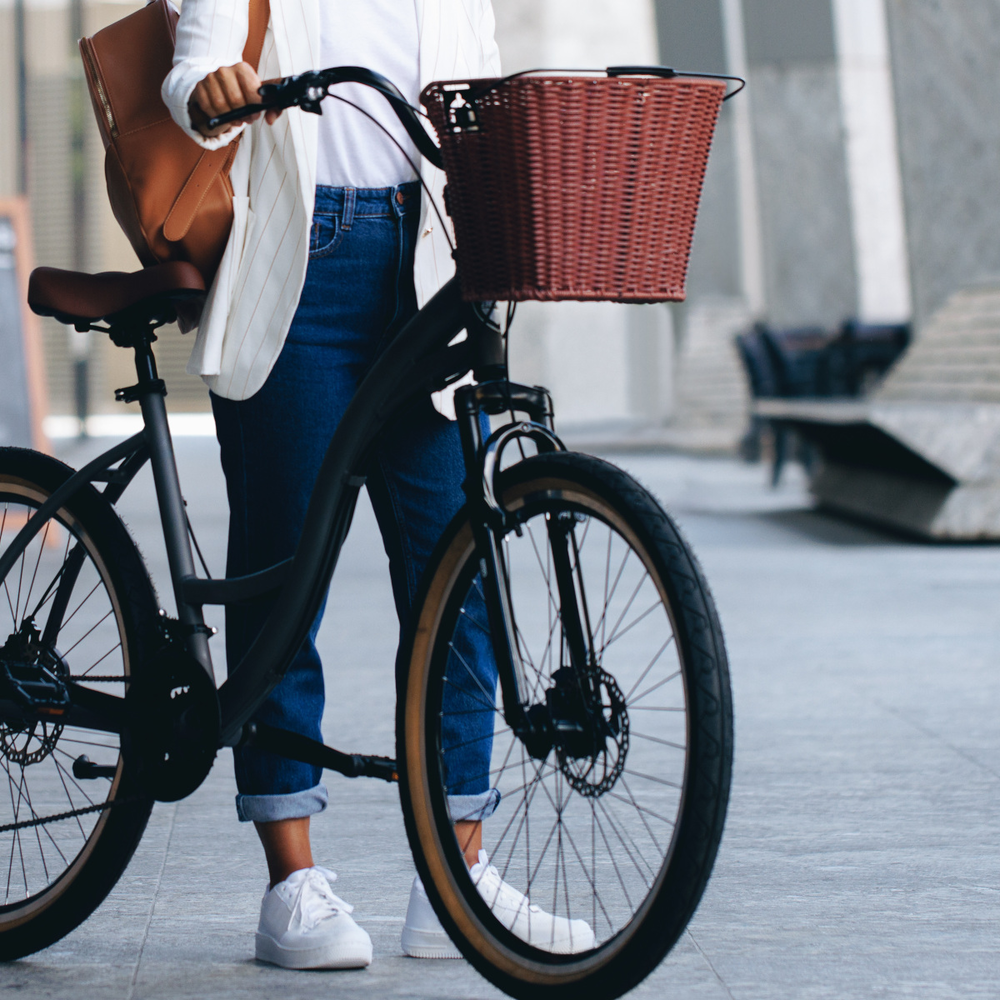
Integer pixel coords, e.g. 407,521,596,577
0,448,156,959
399,452,733,1000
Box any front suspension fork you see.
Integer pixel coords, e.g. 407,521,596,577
454,379,568,742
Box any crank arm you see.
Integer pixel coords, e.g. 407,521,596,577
240,721,398,782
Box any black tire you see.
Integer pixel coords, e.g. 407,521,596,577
398,452,732,1000
0,447,156,959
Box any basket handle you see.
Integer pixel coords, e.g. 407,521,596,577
607,65,746,100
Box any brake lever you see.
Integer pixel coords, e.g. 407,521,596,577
258,70,330,115
205,71,329,130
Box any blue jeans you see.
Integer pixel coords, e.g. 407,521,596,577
212,184,498,824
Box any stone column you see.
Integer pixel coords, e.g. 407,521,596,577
883,0,1000,327
832,0,911,324
742,0,857,328
653,0,757,449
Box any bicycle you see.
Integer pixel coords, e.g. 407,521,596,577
0,67,734,1000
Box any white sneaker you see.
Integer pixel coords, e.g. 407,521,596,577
400,876,462,959
471,851,596,954
255,866,373,970
401,852,596,958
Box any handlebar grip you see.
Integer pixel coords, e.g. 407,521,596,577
206,104,269,130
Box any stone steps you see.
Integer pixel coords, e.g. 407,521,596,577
879,285,1000,404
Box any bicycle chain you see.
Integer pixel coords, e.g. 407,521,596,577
0,795,146,835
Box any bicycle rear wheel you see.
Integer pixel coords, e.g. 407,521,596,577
0,448,156,959
399,452,732,1000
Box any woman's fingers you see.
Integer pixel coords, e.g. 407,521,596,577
233,62,264,107
189,62,267,137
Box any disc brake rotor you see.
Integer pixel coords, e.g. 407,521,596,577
555,668,629,797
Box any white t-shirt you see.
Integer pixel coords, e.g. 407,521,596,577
316,0,421,188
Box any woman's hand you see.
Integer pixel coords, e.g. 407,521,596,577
188,61,284,138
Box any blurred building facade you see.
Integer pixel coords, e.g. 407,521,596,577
499,0,1000,444
1,0,998,428
0,0,216,419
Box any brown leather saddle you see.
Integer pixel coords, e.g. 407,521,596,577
28,262,206,330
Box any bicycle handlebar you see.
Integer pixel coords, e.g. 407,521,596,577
205,64,746,174
206,66,445,171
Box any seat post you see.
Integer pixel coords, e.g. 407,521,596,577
125,327,215,680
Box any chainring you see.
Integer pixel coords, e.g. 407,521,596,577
124,642,220,803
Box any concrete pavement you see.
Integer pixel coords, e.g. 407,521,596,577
1,436,996,999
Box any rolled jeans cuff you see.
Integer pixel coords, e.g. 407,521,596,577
235,783,329,823
448,788,501,822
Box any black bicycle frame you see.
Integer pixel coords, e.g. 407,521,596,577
213,277,478,743
0,277,558,750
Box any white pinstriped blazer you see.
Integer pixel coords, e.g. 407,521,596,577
162,0,501,401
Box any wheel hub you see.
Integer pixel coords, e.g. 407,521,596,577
0,621,70,766
521,666,629,797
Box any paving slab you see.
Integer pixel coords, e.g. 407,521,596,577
1,438,996,999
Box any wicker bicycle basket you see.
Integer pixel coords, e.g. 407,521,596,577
421,72,727,304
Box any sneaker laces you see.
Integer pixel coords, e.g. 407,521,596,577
287,867,355,932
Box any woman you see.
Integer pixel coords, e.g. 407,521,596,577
162,0,593,973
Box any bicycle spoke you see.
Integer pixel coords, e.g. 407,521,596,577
60,607,114,658
591,806,634,911
14,528,28,622
624,636,675,700
622,768,682,790
594,797,655,885
601,528,612,652
593,543,631,641
600,572,648,653
631,670,682,704
52,733,120,752
458,605,491,637
74,641,124,677
445,640,499,707
614,776,668,853
23,520,51,621
11,763,69,867
53,760,89,838
27,533,74,625
631,730,686,752
599,597,662,654
4,764,24,899
1,506,17,623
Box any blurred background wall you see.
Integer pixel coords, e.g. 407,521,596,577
0,0,997,434
0,0,212,423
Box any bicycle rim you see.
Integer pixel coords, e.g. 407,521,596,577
0,476,138,928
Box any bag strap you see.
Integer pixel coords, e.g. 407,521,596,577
162,0,271,245
243,0,270,70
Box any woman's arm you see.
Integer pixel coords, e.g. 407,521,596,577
161,0,267,149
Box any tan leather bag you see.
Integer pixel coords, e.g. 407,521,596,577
79,0,269,284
